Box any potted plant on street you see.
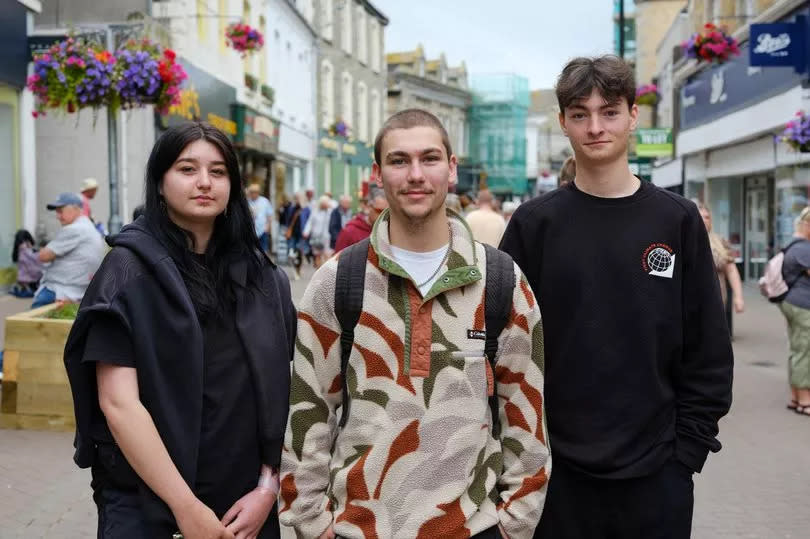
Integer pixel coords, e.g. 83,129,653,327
681,23,740,64
1,303,79,431
636,83,659,106
225,22,264,57
778,111,810,153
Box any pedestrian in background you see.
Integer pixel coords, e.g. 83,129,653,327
80,177,99,220
32,193,105,308
10,229,43,298
501,55,733,539
558,157,576,186
302,195,333,268
280,109,549,539
698,203,744,315
285,192,307,280
328,195,353,250
63,123,296,539
247,183,274,255
334,190,388,253
778,206,810,415
465,189,506,247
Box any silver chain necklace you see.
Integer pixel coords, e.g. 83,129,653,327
416,224,453,288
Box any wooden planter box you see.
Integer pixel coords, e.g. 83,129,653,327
1,304,75,431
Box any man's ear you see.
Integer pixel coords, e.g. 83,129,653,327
559,112,568,137
448,154,458,186
371,162,383,188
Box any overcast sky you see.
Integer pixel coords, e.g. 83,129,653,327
373,0,615,90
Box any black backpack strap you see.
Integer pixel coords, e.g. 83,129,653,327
483,244,516,438
334,238,370,427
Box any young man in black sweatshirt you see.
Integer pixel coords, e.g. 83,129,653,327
500,56,733,539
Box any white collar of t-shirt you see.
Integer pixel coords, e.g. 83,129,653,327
389,244,450,296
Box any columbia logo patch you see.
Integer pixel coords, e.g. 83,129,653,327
467,330,486,340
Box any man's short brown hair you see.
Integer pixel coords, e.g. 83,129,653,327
374,108,453,164
555,55,636,113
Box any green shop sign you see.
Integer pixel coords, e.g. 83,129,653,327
318,130,373,167
232,104,279,155
629,156,654,182
635,128,673,157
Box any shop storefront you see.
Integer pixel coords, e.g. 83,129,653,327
0,1,31,276
676,6,809,281
316,130,373,209
232,104,280,200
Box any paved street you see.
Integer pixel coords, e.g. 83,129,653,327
1,273,809,537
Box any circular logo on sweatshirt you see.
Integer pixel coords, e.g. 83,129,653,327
642,243,676,278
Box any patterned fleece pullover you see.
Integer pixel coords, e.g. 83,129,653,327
279,210,550,539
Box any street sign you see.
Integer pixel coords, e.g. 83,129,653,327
629,156,654,182
750,19,806,71
635,128,673,157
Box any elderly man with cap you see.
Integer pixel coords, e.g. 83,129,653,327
32,193,105,308
80,177,99,219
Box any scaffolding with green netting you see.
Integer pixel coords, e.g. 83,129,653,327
468,74,529,196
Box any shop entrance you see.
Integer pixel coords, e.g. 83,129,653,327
744,176,773,281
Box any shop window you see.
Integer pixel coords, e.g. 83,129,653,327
708,177,743,263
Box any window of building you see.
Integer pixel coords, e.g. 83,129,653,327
357,82,368,142
735,0,755,17
356,5,368,65
370,88,381,138
218,0,226,52
369,19,380,73
341,0,352,54
321,60,335,128
197,0,209,43
321,0,334,41
342,72,353,128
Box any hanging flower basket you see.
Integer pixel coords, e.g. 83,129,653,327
27,36,116,117
26,34,186,117
681,23,740,64
114,38,187,114
328,119,350,138
225,22,264,56
777,111,810,153
636,83,659,106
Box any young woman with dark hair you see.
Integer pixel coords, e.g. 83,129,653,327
64,123,296,538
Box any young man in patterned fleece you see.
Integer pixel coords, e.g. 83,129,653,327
279,109,550,539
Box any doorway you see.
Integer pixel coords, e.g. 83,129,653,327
744,175,773,281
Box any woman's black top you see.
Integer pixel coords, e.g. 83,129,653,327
83,266,262,518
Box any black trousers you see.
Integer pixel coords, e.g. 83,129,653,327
533,458,694,539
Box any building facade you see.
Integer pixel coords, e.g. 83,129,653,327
651,0,803,283
468,74,530,197
0,0,41,279
386,45,471,160
529,89,571,195
303,0,387,202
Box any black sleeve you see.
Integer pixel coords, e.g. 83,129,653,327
82,315,135,367
499,205,534,281
675,204,734,473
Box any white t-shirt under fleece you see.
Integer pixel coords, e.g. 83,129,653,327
390,244,450,296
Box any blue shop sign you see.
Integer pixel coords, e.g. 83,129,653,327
1,1,28,89
750,20,806,70
680,41,803,130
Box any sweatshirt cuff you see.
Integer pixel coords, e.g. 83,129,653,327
675,437,710,473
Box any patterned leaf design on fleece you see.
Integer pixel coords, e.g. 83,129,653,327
532,321,545,372
467,447,503,507
359,310,415,394
298,312,340,361
416,498,468,539
289,367,329,460
435,292,458,318
501,436,525,458
346,363,390,410
496,366,546,444
373,420,420,499
422,320,464,407
336,445,379,538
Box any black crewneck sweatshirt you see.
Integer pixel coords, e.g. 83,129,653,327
500,180,733,479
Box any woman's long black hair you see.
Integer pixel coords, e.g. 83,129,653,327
143,122,265,322
12,229,36,263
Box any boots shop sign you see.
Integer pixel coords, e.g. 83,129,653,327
749,18,806,71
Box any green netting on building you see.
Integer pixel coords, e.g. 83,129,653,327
469,74,529,195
